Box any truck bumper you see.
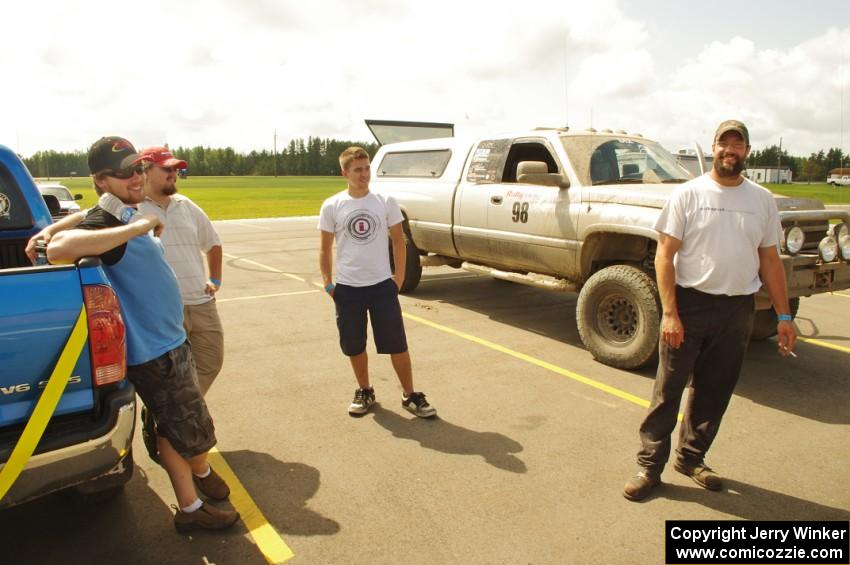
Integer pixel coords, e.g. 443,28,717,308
756,255,850,309
0,384,136,509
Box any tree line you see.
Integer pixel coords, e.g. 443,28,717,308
22,138,847,181
23,137,378,178
746,145,846,182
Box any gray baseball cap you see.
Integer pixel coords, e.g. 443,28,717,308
714,120,750,146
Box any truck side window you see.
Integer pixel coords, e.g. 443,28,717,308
466,139,511,184
376,150,452,178
502,142,558,183
0,167,35,231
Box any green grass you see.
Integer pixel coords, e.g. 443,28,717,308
59,176,347,219
50,177,850,221
765,183,850,204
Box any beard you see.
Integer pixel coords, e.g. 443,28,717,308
713,153,745,178
161,184,178,196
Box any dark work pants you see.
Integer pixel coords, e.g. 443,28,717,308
637,286,755,473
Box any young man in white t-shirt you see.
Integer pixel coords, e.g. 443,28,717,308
319,147,436,418
623,120,796,502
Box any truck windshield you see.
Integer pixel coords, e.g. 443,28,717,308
560,136,692,186
38,186,74,201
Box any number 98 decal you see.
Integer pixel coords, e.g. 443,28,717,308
511,201,529,223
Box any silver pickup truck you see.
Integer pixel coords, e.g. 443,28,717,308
367,121,850,369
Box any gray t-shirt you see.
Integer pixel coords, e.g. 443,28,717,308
654,174,781,295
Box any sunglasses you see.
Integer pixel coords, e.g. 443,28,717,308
102,164,144,179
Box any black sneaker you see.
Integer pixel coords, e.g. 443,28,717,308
402,392,437,418
348,387,376,415
141,405,161,465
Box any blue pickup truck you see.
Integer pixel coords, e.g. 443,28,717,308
0,144,136,508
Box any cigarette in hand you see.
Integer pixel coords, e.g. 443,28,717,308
782,346,797,358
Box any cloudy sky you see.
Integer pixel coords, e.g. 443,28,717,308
1,0,849,158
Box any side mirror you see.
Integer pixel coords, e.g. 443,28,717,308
74,194,83,201
516,160,570,189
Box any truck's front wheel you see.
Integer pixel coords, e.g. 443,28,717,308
576,265,660,369
389,228,422,294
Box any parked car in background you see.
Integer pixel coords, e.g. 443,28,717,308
826,168,850,187
35,182,83,220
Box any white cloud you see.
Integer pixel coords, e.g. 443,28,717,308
0,1,848,158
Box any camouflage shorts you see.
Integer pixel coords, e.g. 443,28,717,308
127,341,216,458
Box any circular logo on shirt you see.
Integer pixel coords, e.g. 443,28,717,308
344,210,381,244
0,193,10,217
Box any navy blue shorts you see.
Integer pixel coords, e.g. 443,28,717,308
333,278,408,356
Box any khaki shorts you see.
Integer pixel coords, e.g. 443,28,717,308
127,341,216,458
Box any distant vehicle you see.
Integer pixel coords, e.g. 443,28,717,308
826,169,850,187
36,182,83,220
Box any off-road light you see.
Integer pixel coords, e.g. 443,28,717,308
839,235,850,261
818,236,838,262
829,223,849,260
784,226,805,255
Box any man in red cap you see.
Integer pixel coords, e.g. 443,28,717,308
138,146,224,396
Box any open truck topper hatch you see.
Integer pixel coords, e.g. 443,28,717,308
365,119,454,146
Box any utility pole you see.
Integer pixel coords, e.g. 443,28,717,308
273,130,278,178
777,137,782,184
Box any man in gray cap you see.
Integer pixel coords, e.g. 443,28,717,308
623,120,796,501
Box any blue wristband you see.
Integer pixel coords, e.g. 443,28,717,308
325,283,335,293
209,278,221,287
777,314,793,322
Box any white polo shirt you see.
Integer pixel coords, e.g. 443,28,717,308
139,195,222,305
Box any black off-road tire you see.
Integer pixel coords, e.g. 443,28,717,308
389,227,422,294
576,265,661,369
749,297,800,341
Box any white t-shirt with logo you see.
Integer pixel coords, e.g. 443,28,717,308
318,190,404,287
654,174,781,296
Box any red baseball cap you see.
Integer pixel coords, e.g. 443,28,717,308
139,146,187,169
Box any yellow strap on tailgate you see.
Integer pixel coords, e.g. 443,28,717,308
0,306,88,502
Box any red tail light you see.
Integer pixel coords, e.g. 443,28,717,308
83,285,126,386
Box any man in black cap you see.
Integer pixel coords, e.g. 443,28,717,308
623,120,796,502
48,136,240,533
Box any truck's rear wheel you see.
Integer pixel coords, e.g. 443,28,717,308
576,265,660,369
750,297,800,341
389,227,422,294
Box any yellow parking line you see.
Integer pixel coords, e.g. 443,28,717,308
207,448,294,564
218,290,319,303
797,336,850,355
834,292,850,299
402,312,682,420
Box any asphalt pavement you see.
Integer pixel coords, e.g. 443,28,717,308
3,217,848,565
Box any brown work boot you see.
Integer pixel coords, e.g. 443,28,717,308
623,469,661,501
173,502,240,533
193,467,230,501
674,461,723,491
